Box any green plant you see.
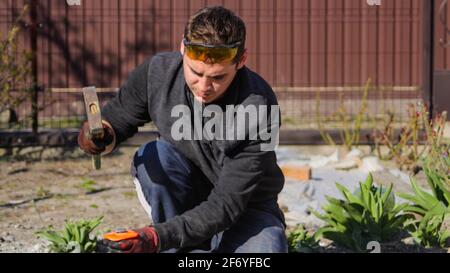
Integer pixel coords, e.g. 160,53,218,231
422,111,449,185
287,224,320,253
78,178,97,193
316,79,371,151
398,163,450,248
35,216,103,253
313,174,408,252
404,213,450,248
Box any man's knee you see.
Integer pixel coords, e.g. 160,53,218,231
131,141,155,178
131,140,192,179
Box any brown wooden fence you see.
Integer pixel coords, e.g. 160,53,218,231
0,0,442,133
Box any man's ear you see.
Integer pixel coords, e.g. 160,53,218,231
236,48,248,70
180,39,185,55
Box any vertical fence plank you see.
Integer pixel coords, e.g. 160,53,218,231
154,0,172,53
310,0,326,86
189,0,206,14
66,0,84,88
172,0,188,51
378,0,395,87
361,0,378,84
274,0,292,87
119,0,136,79
434,0,445,70
240,0,257,72
343,0,362,86
136,0,155,63
292,0,310,87
394,0,412,86
443,0,450,70
411,0,423,87
327,0,344,86
258,0,274,84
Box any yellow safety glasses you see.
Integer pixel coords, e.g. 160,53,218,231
183,38,241,63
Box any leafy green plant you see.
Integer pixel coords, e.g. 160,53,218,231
313,174,408,252
35,216,103,253
316,78,371,151
404,213,450,248
287,224,320,253
399,163,450,248
78,178,97,193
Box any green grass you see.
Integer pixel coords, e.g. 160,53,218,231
77,178,97,194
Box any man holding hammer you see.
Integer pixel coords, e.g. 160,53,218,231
78,6,287,253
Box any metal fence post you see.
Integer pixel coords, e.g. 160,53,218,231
423,0,434,118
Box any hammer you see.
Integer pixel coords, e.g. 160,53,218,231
82,86,104,170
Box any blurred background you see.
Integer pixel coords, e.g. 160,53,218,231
1,0,449,147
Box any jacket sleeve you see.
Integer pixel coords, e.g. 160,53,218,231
102,60,151,144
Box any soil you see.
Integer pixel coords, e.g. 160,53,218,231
0,147,149,252
0,146,448,253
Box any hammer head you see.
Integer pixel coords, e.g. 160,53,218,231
83,86,104,139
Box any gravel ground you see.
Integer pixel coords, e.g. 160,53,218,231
0,145,448,253
0,147,149,253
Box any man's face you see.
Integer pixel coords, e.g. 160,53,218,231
181,42,247,104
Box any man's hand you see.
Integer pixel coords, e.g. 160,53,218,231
96,227,159,253
78,120,116,155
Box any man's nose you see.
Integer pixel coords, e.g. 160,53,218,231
198,77,212,92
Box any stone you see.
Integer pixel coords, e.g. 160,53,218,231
345,148,363,159
2,233,15,242
402,237,416,246
388,169,410,184
359,156,384,173
309,149,339,168
333,159,359,170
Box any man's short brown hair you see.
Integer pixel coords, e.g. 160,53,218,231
184,6,246,63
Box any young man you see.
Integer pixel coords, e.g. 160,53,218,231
78,6,287,253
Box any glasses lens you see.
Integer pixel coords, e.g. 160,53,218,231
185,44,238,63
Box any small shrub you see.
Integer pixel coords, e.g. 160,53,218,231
399,163,450,248
287,224,320,253
35,216,103,253
313,174,408,252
